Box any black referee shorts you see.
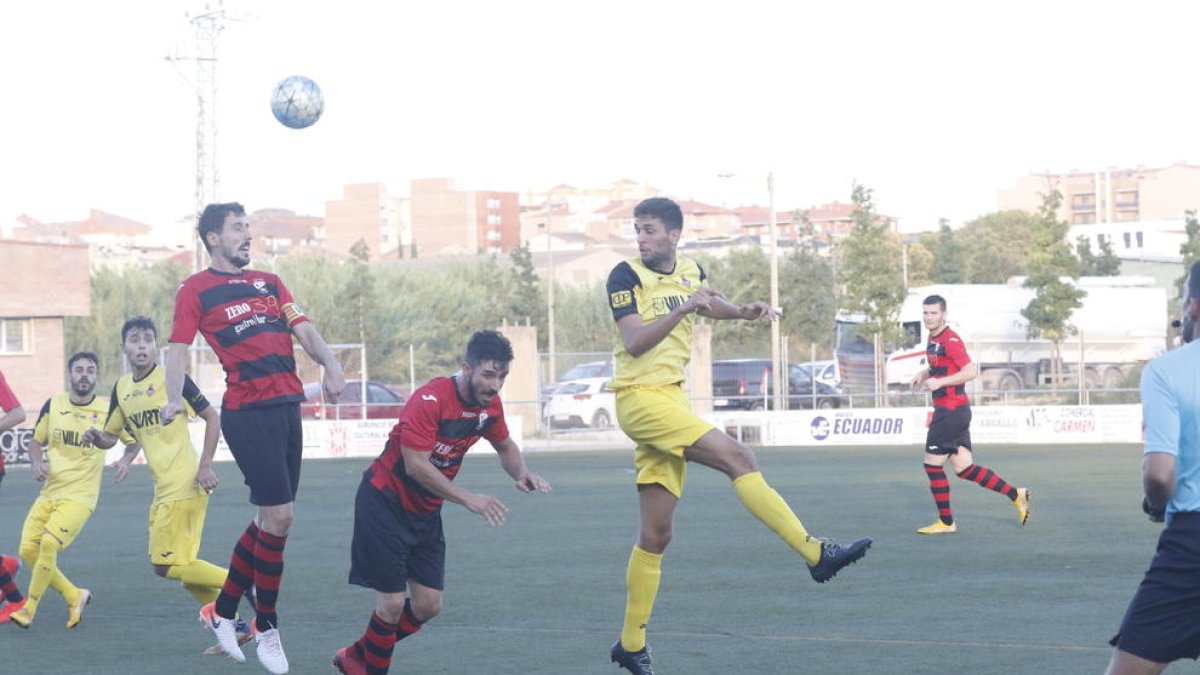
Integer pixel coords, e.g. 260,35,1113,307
1111,512,1200,663
220,402,303,507
925,405,972,455
348,476,446,593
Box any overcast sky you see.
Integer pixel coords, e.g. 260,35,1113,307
2,0,1197,232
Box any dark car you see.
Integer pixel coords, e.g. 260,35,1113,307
712,359,845,411
301,380,408,420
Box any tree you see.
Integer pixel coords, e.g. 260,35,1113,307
837,182,906,393
928,218,969,283
506,242,544,332
957,210,1039,283
1076,234,1121,276
778,244,837,357
65,260,189,393
1021,190,1085,387
1176,210,1200,300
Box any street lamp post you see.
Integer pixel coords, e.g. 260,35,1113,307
767,172,782,412
539,222,556,385
719,171,783,412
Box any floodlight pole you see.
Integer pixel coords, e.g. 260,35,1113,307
767,172,782,412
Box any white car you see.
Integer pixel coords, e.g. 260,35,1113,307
542,377,616,430
797,360,839,389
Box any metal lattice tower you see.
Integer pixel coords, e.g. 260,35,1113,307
189,4,227,273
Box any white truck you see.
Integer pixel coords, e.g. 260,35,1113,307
834,276,1169,393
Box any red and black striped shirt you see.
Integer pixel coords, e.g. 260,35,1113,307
169,268,309,410
927,326,971,409
367,376,509,514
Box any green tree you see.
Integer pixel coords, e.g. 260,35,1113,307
837,182,905,393
1076,235,1121,276
928,218,969,283
1021,190,1085,386
65,260,189,393
778,244,836,357
957,210,1039,283
507,242,545,331
1176,210,1200,300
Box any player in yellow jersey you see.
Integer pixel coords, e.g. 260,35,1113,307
10,351,130,629
83,316,253,654
605,197,873,674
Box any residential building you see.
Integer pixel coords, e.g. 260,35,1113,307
999,163,1200,226
409,178,520,258
324,182,405,261
0,241,91,411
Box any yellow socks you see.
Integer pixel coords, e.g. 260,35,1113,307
620,546,663,652
733,471,821,564
25,535,78,615
166,560,228,604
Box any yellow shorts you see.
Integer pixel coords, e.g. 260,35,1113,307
147,493,209,567
20,497,93,555
616,385,715,499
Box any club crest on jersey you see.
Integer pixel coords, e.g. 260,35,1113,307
477,412,489,430
253,278,268,294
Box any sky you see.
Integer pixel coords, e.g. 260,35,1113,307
2,0,1199,233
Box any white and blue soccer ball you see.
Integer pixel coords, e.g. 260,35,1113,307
270,76,324,129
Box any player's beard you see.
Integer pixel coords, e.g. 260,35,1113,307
467,375,495,407
71,378,95,398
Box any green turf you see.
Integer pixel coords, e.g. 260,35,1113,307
0,443,1157,674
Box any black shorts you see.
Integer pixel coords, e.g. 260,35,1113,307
221,402,303,507
348,476,446,593
926,406,972,455
1111,512,1200,663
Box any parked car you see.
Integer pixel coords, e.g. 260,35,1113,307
796,359,839,388
712,359,845,410
542,360,614,399
301,380,408,420
542,377,616,429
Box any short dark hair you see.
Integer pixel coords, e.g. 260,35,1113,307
68,351,99,371
633,197,683,231
121,316,157,342
197,202,246,253
465,329,514,367
923,294,947,311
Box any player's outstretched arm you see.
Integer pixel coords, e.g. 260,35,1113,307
293,322,346,403
401,445,509,526
699,295,781,322
161,342,190,423
0,404,25,432
194,405,220,493
492,437,551,494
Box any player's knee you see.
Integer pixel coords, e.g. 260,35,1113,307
18,544,37,567
411,595,441,622
639,525,672,552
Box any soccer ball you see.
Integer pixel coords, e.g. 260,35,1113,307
270,76,324,129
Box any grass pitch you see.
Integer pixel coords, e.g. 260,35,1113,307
0,443,1153,674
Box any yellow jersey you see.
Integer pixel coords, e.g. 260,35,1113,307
104,365,211,505
606,256,707,390
33,392,113,511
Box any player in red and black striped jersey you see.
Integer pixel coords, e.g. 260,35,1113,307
0,368,27,623
910,294,1030,535
332,330,551,675
163,202,345,670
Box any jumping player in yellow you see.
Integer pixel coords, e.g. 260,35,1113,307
83,316,252,653
605,197,873,674
10,352,131,629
